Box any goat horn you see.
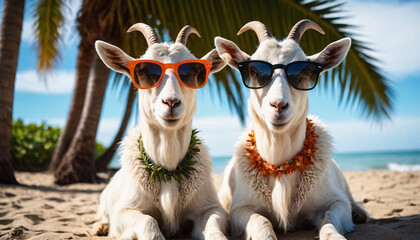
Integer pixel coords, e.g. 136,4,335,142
127,23,161,46
237,21,272,43
287,19,325,43
176,25,201,45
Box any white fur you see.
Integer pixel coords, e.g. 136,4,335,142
92,31,227,239
215,31,367,240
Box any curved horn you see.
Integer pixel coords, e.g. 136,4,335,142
237,21,272,43
176,25,201,45
127,23,161,46
287,19,325,43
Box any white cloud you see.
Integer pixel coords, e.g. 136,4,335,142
43,115,243,155
20,118,65,128
15,70,75,94
29,114,419,157
342,1,420,76
32,115,241,156
327,116,420,153
193,116,244,156
21,20,35,43
192,114,420,156
33,116,135,147
96,117,136,146
95,118,121,146
44,118,66,127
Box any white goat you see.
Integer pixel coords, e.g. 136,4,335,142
92,23,228,239
215,20,368,240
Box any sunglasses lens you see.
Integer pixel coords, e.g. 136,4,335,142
286,62,321,90
178,62,208,88
239,61,272,88
133,62,162,88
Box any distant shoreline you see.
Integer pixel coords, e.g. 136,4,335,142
211,149,420,158
110,149,420,173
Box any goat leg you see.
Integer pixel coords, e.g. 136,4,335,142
110,208,165,240
318,200,353,240
192,205,228,240
231,208,277,240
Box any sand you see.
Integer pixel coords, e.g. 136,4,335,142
1,171,419,240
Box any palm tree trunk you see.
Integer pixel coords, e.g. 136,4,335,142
95,84,136,172
54,54,109,185
49,41,94,172
0,0,24,184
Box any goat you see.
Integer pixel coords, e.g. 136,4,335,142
215,20,368,240
92,23,228,240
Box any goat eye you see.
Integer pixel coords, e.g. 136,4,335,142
239,61,272,88
133,62,163,88
178,62,208,88
286,62,319,90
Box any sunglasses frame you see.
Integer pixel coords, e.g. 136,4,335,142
237,60,324,91
128,59,212,89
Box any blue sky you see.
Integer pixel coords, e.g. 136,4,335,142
8,0,420,156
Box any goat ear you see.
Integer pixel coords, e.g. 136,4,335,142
309,37,351,72
214,36,250,70
201,49,226,74
95,40,134,78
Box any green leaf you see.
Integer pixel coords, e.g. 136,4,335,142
137,130,200,183
33,0,66,72
10,119,106,171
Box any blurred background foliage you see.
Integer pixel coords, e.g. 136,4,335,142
10,120,106,171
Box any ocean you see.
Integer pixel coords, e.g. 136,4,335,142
110,150,420,174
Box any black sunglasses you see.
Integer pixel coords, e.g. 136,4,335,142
237,60,324,90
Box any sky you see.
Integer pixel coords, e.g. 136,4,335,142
7,0,420,157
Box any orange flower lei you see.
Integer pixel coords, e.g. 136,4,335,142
245,118,319,179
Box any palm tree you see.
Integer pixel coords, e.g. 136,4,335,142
0,0,25,184
53,0,135,184
49,42,94,171
36,0,392,184
54,55,110,184
31,0,96,172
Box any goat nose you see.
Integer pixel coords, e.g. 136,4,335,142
162,98,181,109
270,101,288,113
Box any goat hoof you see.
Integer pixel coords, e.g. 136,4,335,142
251,229,277,240
320,223,347,240
352,204,369,224
325,234,347,240
208,232,228,240
140,216,165,240
92,221,109,236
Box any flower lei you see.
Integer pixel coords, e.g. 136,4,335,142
245,118,318,179
138,129,200,183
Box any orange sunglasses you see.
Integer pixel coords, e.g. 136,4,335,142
128,59,212,89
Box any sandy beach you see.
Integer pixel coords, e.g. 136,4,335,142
1,171,419,240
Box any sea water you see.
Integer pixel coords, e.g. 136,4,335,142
110,150,420,174
211,150,420,174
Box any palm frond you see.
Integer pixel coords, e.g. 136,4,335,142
92,0,394,123
33,0,65,71
288,0,394,121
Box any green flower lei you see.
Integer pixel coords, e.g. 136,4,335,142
138,129,201,183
